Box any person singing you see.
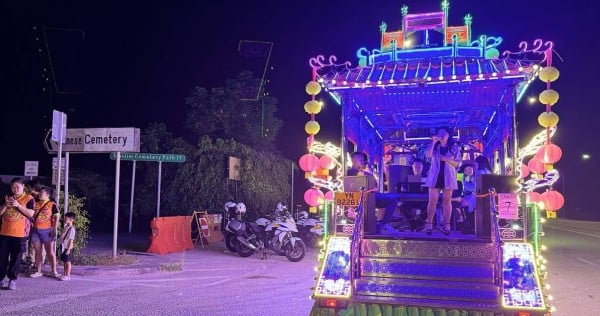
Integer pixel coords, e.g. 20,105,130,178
424,127,462,235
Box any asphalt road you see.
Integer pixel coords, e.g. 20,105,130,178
0,246,317,316
545,219,600,315
1,219,596,316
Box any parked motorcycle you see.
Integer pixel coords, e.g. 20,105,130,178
296,211,323,248
226,211,307,262
222,201,245,252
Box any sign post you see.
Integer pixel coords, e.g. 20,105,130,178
157,161,162,218
51,110,67,208
128,160,136,234
64,152,69,213
113,152,121,258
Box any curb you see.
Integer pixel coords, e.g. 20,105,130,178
72,265,161,277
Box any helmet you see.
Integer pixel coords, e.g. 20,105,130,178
276,202,287,213
299,211,309,219
224,201,236,211
236,202,247,214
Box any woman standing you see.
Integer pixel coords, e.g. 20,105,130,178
425,127,462,235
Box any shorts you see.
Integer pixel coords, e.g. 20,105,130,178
60,251,71,262
31,228,55,244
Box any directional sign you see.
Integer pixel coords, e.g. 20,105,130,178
24,161,39,177
47,128,140,153
109,152,186,163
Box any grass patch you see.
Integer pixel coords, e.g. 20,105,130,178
158,262,183,272
72,254,138,266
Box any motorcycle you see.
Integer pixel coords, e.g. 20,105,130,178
226,210,307,262
296,211,323,248
222,201,246,252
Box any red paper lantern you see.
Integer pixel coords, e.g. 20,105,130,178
535,144,563,164
324,190,334,201
520,164,531,179
541,190,564,211
304,188,324,207
299,154,320,172
319,155,336,170
527,158,545,174
526,191,542,204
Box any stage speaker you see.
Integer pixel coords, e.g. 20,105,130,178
387,165,411,193
475,175,517,239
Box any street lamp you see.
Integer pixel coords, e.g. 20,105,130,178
582,154,591,160
528,97,537,104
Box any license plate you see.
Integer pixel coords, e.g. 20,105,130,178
334,192,361,207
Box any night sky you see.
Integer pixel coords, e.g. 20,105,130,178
1,0,598,213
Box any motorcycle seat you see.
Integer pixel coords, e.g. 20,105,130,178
248,222,264,232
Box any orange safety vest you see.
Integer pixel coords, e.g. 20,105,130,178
1,193,34,238
33,199,57,230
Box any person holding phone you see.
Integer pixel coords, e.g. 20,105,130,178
424,127,462,235
0,178,35,290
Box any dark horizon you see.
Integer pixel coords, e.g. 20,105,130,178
1,0,598,214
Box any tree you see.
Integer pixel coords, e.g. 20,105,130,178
185,71,282,150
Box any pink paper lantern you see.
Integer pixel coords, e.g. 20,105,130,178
304,188,325,207
527,157,545,174
535,144,563,164
319,155,336,170
526,191,542,204
520,164,531,179
299,154,320,172
541,190,564,211
324,190,334,201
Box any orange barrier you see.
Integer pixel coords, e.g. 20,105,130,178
147,216,194,255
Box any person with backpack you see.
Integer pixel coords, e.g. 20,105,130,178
0,178,35,290
29,186,60,279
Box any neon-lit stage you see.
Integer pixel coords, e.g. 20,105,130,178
306,1,559,315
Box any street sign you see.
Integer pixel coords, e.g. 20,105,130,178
109,152,186,163
47,128,140,153
52,157,65,185
228,156,241,180
51,110,67,143
24,161,39,177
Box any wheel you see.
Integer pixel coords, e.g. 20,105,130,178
285,239,307,262
225,234,237,252
235,240,254,258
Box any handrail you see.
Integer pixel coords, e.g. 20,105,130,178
488,187,503,287
349,189,366,291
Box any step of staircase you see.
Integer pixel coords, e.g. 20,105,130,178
354,276,499,303
360,257,495,283
351,294,501,312
361,238,496,262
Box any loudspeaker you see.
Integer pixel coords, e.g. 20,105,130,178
363,192,377,235
475,175,517,239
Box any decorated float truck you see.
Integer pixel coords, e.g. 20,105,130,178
304,2,562,316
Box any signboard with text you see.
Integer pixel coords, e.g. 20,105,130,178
48,128,140,153
24,161,39,177
497,193,519,220
109,152,186,163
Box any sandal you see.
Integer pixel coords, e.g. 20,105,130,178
443,223,451,236
425,222,433,235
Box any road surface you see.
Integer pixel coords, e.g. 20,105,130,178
0,246,317,316
545,218,600,314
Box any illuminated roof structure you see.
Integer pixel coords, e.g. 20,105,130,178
310,1,549,168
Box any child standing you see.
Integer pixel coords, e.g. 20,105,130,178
59,212,77,281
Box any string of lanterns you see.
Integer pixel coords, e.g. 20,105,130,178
520,51,564,214
299,72,339,211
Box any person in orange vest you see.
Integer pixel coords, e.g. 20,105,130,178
29,186,60,279
0,178,35,290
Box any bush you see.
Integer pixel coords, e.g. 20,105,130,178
60,194,91,255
